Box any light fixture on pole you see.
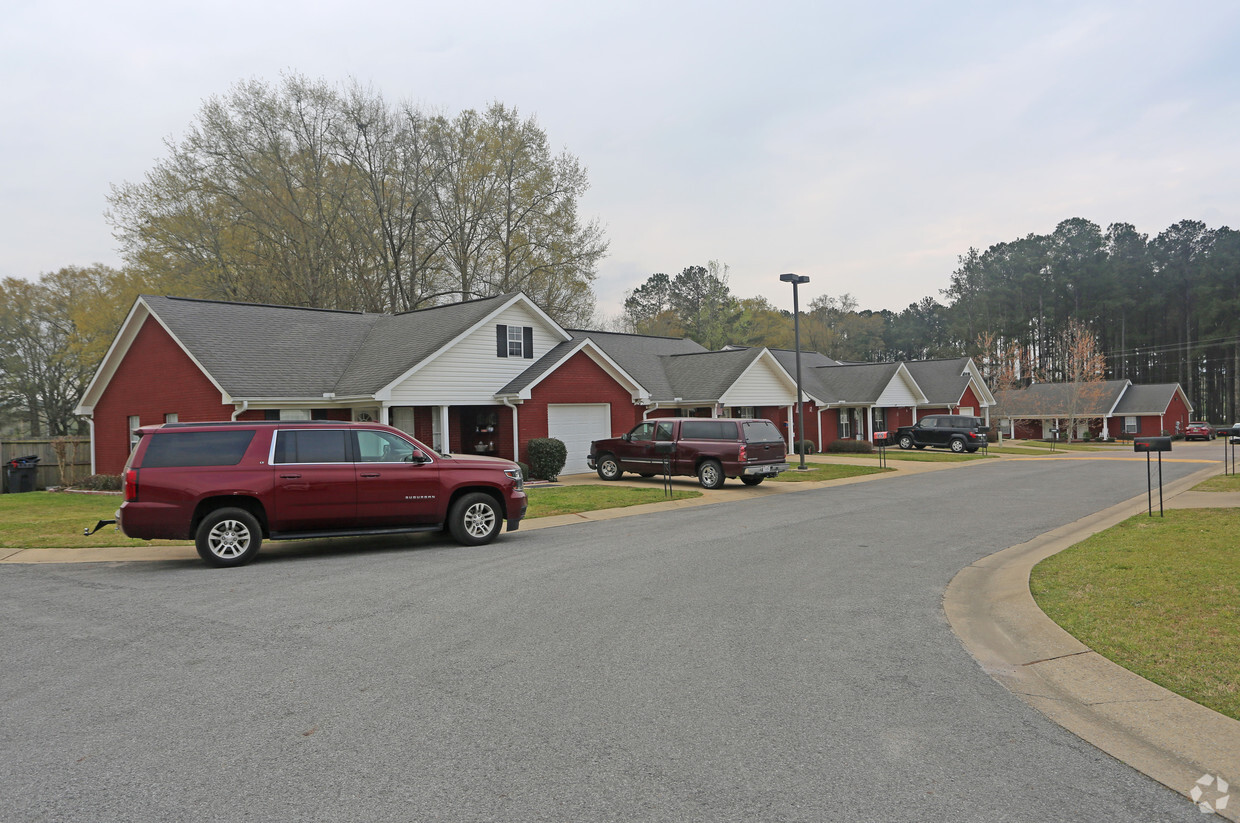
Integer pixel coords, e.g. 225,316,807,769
779,273,810,470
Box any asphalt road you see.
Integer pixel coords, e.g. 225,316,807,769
0,449,1218,822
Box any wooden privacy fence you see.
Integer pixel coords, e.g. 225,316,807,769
2,438,91,492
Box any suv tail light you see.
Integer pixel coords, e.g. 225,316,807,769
124,469,139,501
738,443,748,462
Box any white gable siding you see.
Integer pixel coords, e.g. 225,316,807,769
388,304,562,404
720,358,796,406
876,375,919,406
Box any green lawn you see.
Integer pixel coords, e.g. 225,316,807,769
1194,473,1240,493
1031,509,1240,720
771,464,892,482
0,491,176,549
526,485,700,516
0,488,706,550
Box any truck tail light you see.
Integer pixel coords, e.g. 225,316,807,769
738,443,748,462
124,469,139,501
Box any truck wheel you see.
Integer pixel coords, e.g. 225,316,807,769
195,507,262,567
949,437,966,453
740,476,764,486
898,434,913,450
596,454,622,481
448,492,502,546
697,460,725,489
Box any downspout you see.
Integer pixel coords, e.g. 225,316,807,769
231,400,249,421
501,398,520,462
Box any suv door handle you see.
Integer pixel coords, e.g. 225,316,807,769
360,473,380,478
279,474,301,479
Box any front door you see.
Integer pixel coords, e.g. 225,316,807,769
352,429,440,526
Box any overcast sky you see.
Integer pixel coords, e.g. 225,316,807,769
4,1,1239,319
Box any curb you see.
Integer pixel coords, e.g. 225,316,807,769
944,464,1240,820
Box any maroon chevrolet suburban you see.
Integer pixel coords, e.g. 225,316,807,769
115,421,526,567
588,417,789,489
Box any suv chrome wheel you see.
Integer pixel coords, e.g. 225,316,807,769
195,507,263,567
449,492,502,546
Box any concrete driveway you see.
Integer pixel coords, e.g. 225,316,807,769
0,443,1228,821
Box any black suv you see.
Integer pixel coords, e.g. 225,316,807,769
894,415,988,453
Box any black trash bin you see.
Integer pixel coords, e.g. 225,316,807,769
5,455,40,493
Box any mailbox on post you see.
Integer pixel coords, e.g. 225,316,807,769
1133,436,1170,516
1133,436,1172,453
873,431,889,468
653,441,675,495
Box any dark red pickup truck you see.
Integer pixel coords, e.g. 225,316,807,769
588,417,789,489
115,421,526,567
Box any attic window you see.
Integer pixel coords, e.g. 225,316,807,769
496,324,534,359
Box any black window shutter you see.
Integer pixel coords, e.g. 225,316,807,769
522,326,534,359
496,325,508,358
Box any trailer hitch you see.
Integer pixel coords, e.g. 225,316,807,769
84,519,117,536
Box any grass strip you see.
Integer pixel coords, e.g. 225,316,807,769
526,485,700,517
1030,509,1240,720
1193,474,1240,493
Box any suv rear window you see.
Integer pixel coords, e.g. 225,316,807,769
741,420,783,443
142,430,256,468
680,420,739,440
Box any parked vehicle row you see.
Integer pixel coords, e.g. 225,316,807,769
113,421,526,567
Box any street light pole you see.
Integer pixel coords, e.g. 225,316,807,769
779,273,810,470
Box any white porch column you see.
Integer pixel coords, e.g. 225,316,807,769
816,408,823,452
439,405,451,453
787,404,795,449
866,406,874,441
87,416,96,475
379,404,390,425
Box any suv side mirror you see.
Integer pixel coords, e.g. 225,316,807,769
406,449,431,464
622,433,632,442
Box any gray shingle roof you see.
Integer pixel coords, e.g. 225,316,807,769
1112,383,1185,415
659,348,767,402
995,380,1130,418
902,358,975,406
142,296,379,398
144,293,516,399
810,363,902,404
333,294,514,395
561,330,709,400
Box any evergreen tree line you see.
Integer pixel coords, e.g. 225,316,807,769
623,218,1240,424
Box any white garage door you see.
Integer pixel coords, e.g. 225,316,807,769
547,403,612,475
